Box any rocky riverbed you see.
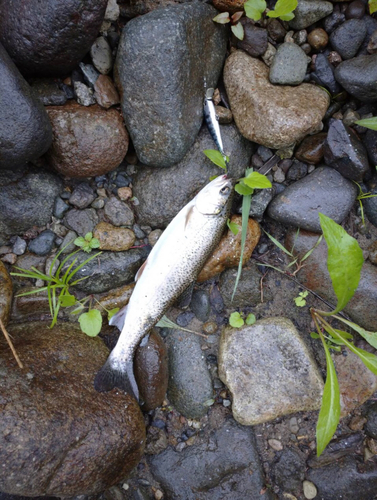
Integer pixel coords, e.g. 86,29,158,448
1,0,377,498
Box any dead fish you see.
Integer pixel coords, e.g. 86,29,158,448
94,175,234,399
204,87,228,165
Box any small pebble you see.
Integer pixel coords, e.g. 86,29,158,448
91,197,105,209
289,416,299,434
203,321,218,335
345,0,365,19
303,480,317,499
328,51,342,66
215,105,233,124
293,30,307,45
262,43,276,67
175,442,186,452
367,437,377,455
223,399,231,407
273,167,285,183
28,230,55,256
54,196,70,219
368,241,377,265
268,439,283,451
73,81,95,106
90,36,113,75
12,236,27,256
307,28,329,50
154,489,164,500
118,187,133,201
342,109,360,126
1,253,17,265
148,229,162,247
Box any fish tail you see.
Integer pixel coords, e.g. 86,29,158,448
94,354,139,401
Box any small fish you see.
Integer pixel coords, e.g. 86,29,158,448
204,88,228,166
94,175,234,399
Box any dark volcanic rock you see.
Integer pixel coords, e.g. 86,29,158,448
0,0,107,77
335,54,377,102
311,52,341,94
363,174,377,227
362,129,377,166
324,119,370,181
267,166,357,232
271,448,305,493
115,3,228,167
133,123,252,227
0,43,52,168
330,19,367,59
0,166,63,246
28,230,55,256
148,418,272,499
237,19,268,57
0,322,145,497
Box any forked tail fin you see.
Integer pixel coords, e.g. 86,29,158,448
94,357,139,401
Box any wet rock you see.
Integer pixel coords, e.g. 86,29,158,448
269,42,309,85
245,189,274,221
80,62,100,86
286,229,377,330
365,402,377,439
0,322,145,497
271,448,305,492
307,456,377,500
64,208,99,236
330,19,367,60
0,167,63,246
0,43,52,168
224,51,329,149
63,247,149,293
307,28,329,50
362,129,377,166
30,79,67,106
0,262,12,326
53,197,69,219
0,0,107,77
133,123,252,227
134,329,168,412
307,433,363,468
219,262,269,308
45,103,128,178
28,230,55,256
289,0,333,30
190,290,210,322
68,183,96,209
165,330,213,419
148,418,272,500
268,166,357,232
267,18,287,42
286,160,308,181
198,216,261,283
237,19,268,58
94,74,120,109
93,222,135,251
335,54,377,102
346,0,366,19
324,120,370,181
104,197,134,226
116,3,228,167
219,318,323,425
311,52,341,94
335,349,377,417
94,282,134,315
90,36,112,74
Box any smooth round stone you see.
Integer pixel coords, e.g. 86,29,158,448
12,236,27,256
237,19,268,58
330,19,367,60
295,132,327,164
346,0,366,19
335,53,377,102
189,290,210,322
0,0,107,77
303,480,317,499
53,196,69,219
90,36,113,75
289,0,333,30
28,230,55,256
269,42,309,85
267,166,357,232
94,74,120,109
307,28,329,50
93,222,135,251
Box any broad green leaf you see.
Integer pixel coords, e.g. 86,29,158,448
244,0,267,20
231,23,244,40
90,238,100,249
203,149,227,169
229,312,244,328
235,182,254,196
59,292,76,307
319,213,364,314
267,0,297,18
355,116,377,130
369,0,377,14
316,333,340,457
227,219,240,235
245,313,256,325
78,309,102,337
108,307,120,321
231,193,251,300
213,12,231,23
85,232,93,241
264,231,294,257
333,315,377,349
243,171,272,189
74,237,85,247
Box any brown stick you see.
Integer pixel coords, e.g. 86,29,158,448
0,318,23,368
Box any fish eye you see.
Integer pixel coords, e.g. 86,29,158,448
220,186,230,195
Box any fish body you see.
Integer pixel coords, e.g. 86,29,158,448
204,87,227,162
94,175,234,399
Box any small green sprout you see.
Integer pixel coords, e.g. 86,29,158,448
74,232,100,253
229,311,256,328
294,290,309,307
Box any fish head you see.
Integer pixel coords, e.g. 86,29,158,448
195,175,233,215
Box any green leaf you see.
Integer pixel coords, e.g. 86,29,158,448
245,313,256,325
319,213,364,314
333,315,377,349
244,0,267,20
235,182,254,196
355,116,377,130
156,315,200,335
231,193,252,301
209,175,219,181
74,237,85,247
294,291,308,307
203,149,227,169
229,312,244,328
108,307,120,321
369,0,377,14
310,332,320,339
231,22,244,40
267,0,297,18
242,171,272,189
85,232,93,241
227,218,240,236
264,231,294,257
90,238,100,249
59,292,76,307
78,309,102,337
213,12,231,23
316,332,341,457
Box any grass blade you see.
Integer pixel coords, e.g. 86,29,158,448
264,231,293,257
301,235,323,263
333,315,377,350
231,194,252,301
67,252,102,282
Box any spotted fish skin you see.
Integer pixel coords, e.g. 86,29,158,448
94,175,234,399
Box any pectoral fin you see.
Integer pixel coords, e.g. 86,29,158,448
109,304,128,330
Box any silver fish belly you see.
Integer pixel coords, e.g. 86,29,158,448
204,88,226,160
94,175,234,399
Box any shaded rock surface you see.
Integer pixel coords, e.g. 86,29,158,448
0,166,63,246
0,0,107,76
364,174,377,227
45,103,128,178
219,317,324,425
133,123,252,227
148,418,272,500
330,19,367,59
0,322,145,497
0,42,52,169
165,330,213,419
116,3,228,167
0,262,12,326
237,19,268,57
267,166,357,232
289,0,333,30
311,52,341,94
335,54,377,102
286,229,377,330
224,51,329,149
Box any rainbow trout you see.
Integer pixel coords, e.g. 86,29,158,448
94,175,233,399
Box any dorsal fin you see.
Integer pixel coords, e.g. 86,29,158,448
135,259,148,282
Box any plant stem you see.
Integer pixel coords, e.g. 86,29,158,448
0,319,23,368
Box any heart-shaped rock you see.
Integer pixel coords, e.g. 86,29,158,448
224,50,330,149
